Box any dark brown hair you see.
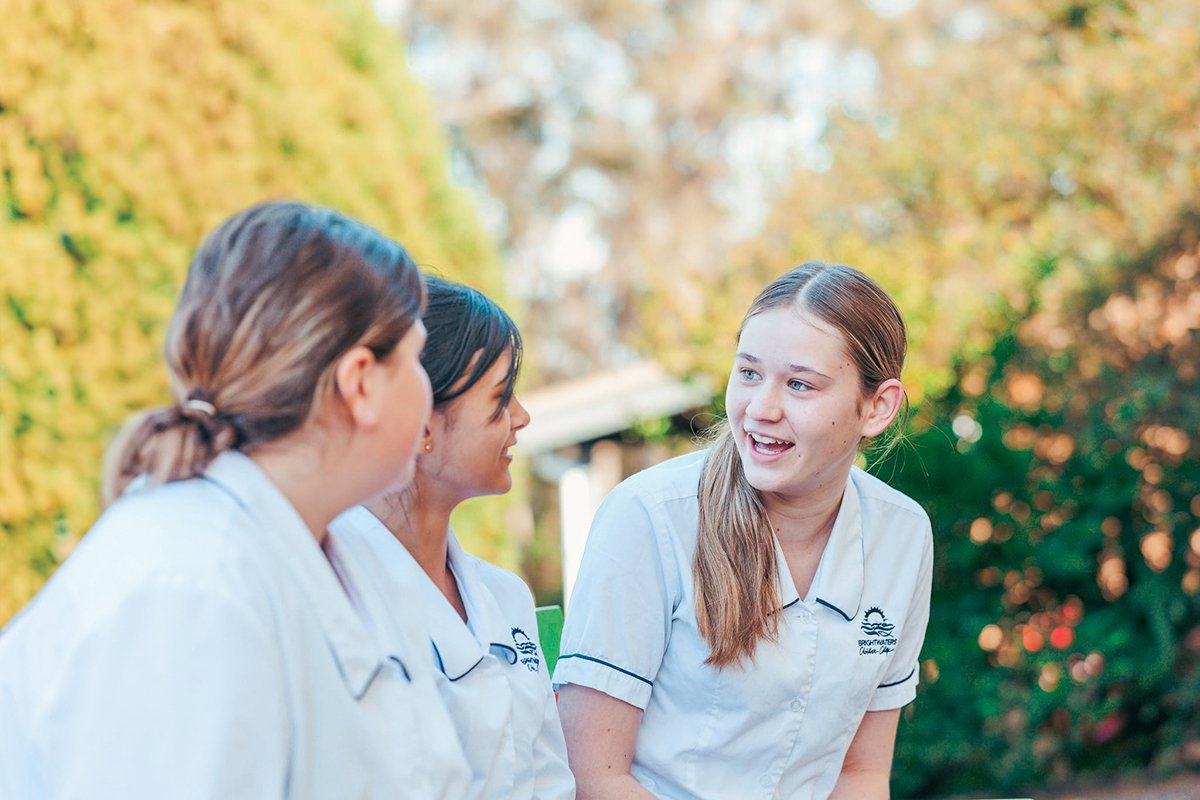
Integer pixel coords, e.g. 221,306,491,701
102,200,423,503
420,275,522,421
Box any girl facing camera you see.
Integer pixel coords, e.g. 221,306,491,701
556,262,933,800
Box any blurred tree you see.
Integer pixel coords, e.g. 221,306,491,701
0,0,503,624
670,0,1200,401
884,213,1200,797
392,0,873,380
397,0,1199,401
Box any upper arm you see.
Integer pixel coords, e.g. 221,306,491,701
554,488,677,709
869,519,933,711
830,709,900,800
842,708,900,773
557,684,649,797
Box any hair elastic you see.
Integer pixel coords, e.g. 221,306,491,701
183,398,218,417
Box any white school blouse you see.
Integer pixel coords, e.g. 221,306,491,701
0,452,471,800
554,449,933,800
330,506,575,800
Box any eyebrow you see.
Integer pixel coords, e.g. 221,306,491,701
735,352,832,381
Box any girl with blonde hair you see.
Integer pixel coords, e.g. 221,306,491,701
556,262,933,800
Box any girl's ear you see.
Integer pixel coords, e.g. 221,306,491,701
332,345,383,429
860,378,904,438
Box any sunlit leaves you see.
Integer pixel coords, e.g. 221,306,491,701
0,0,500,623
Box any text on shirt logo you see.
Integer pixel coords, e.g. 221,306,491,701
511,627,540,672
859,606,897,656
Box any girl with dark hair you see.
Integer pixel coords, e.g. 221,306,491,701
330,275,575,800
0,201,469,798
555,263,933,800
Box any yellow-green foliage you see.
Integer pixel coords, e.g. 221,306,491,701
0,0,505,623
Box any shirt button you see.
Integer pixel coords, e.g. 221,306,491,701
790,698,803,712
758,774,773,788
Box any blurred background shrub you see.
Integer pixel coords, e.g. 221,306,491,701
0,0,505,622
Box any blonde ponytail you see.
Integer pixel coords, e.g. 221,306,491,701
694,424,782,667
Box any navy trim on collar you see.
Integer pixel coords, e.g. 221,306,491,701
432,640,484,682
815,597,854,621
558,653,652,686
489,642,518,665
389,655,412,682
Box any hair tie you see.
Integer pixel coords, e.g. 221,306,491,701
183,398,218,418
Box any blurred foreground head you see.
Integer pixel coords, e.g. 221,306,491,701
103,200,424,503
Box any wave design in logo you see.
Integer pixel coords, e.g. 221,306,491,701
860,606,895,638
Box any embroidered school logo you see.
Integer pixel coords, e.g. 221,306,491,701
511,627,540,672
861,606,895,637
858,606,897,656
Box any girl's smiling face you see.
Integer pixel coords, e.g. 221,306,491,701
422,348,530,504
726,306,886,507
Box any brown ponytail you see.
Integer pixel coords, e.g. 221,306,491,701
102,201,423,504
694,262,908,667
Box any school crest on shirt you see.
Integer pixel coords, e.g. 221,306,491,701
511,627,540,672
858,606,897,656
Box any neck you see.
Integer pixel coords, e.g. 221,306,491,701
366,479,457,583
250,440,355,544
761,473,849,547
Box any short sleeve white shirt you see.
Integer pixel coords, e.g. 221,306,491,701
554,449,933,800
0,452,471,799
330,506,575,800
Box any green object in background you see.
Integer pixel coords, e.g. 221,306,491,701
536,605,564,676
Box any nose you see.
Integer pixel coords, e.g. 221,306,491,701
510,395,531,431
744,382,783,422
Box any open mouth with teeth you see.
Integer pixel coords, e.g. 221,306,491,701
748,432,795,455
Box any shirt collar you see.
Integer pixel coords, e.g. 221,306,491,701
332,510,490,682
202,452,388,699
773,471,865,622
811,471,865,621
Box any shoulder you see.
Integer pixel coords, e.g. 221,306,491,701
851,467,933,563
83,477,255,576
851,467,930,527
0,478,273,675
35,478,268,626
603,448,708,512
461,552,537,615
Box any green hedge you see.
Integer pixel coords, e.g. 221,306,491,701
886,216,1200,797
0,0,505,624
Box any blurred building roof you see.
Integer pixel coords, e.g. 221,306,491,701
520,360,712,455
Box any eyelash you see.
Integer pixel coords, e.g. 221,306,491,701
738,368,812,393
